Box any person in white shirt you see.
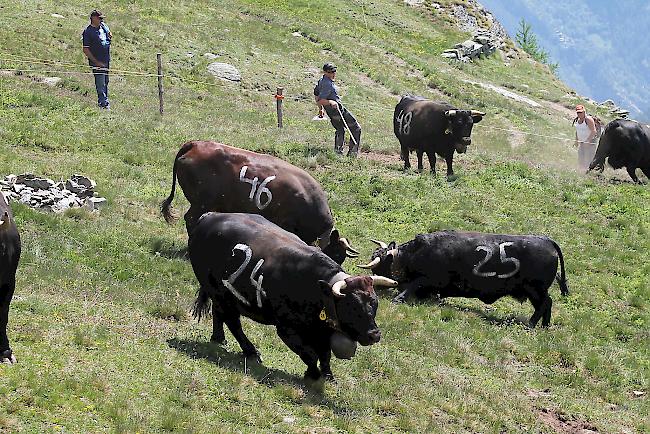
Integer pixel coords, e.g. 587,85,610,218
574,104,597,172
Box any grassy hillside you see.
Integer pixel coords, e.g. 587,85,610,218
0,0,648,432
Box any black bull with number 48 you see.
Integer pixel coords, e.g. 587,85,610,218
161,140,359,264
359,231,569,328
394,96,485,176
189,212,398,381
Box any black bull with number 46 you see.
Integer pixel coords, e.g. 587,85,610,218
360,231,569,328
161,140,359,264
394,96,485,176
189,212,398,381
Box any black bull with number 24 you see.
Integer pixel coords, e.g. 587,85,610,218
360,231,569,327
161,140,359,264
394,96,485,176
189,212,398,381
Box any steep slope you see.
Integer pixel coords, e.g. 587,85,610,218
0,1,647,432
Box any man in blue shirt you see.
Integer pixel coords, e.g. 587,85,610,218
314,63,362,157
82,10,112,109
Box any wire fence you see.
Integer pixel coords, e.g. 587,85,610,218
0,51,580,145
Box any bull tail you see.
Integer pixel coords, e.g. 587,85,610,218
161,141,195,224
547,238,569,296
192,286,212,322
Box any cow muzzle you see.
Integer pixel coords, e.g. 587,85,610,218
456,138,470,153
363,328,381,345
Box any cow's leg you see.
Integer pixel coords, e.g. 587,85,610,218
541,296,553,327
626,167,641,184
416,150,424,172
392,276,431,303
315,337,334,381
400,144,411,170
223,314,262,363
276,327,321,381
445,155,455,178
0,279,16,364
529,293,552,328
426,151,437,175
210,300,226,345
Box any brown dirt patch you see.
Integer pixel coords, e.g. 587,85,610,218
537,408,599,434
361,150,402,166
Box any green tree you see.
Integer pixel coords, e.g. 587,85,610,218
515,18,558,74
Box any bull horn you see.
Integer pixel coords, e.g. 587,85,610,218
370,239,388,249
371,276,399,287
471,110,486,116
340,237,360,255
445,110,457,117
358,257,381,269
331,280,347,297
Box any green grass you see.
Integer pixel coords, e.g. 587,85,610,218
0,0,648,432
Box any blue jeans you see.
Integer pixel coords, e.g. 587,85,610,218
92,65,110,107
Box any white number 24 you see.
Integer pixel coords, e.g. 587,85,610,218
473,242,520,279
221,243,266,308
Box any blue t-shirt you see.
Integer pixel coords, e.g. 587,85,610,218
314,76,340,103
82,23,111,65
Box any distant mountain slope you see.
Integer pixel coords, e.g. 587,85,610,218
479,0,650,121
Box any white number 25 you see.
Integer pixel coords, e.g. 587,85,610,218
473,242,520,279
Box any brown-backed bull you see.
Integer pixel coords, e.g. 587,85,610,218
359,231,569,328
161,141,359,263
588,119,650,183
393,96,485,178
0,194,20,364
189,212,397,381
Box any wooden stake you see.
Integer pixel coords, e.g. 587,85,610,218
157,53,164,115
276,87,284,128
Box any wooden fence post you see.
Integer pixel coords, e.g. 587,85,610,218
275,87,284,128
157,53,164,115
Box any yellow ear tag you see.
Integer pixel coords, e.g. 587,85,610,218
319,309,327,321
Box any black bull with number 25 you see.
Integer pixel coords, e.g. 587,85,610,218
189,212,398,381
161,140,359,264
360,231,569,328
394,96,485,176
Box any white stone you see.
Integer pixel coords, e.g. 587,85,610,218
51,13,65,19
84,197,107,211
40,77,62,86
292,31,302,37
203,53,219,60
207,62,241,82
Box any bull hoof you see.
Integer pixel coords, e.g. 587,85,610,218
322,371,336,383
303,368,322,382
210,335,227,346
244,351,263,364
1,350,16,365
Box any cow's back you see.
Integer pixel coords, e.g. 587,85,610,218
406,231,558,292
176,141,333,243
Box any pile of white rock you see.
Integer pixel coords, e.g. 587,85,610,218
598,99,630,118
0,174,107,212
441,30,500,62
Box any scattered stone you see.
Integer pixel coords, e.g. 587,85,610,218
403,0,424,6
51,13,65,19
203,52,220,60
186,52,194,58
632,390,645,397
207,62,241,82
291,31,302,37
1,173,106,213
84,197,107,211
282,416,296,424
39,77,62,86
599,99,615,107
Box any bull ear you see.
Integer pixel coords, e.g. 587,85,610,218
388,241,396,250
471,114,484,123
329,229,340,243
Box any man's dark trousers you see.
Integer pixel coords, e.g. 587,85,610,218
325,104,361,156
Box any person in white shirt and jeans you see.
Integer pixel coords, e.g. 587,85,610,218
574,104,597,172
